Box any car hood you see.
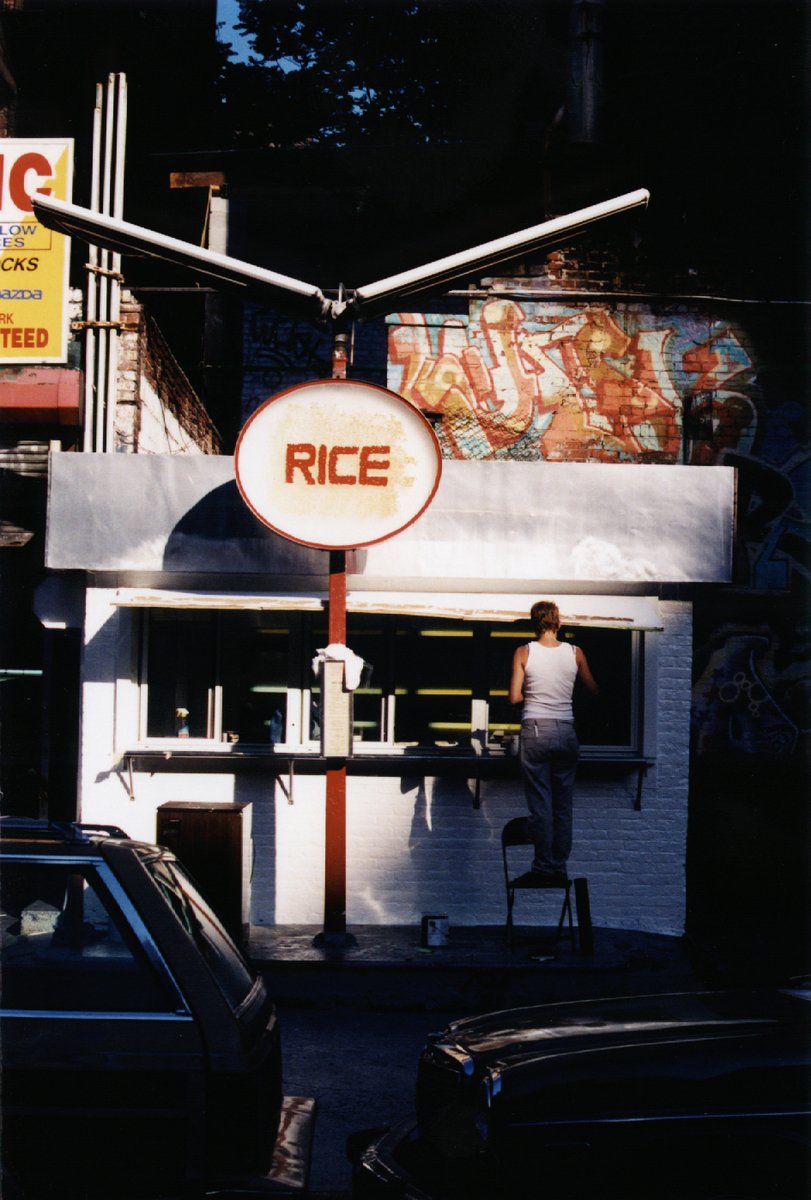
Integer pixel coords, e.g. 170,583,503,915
431,988,811,1070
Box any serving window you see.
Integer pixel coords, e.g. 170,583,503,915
139,609,644,758
143,610,293,743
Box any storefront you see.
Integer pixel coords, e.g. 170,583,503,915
41,451,735,935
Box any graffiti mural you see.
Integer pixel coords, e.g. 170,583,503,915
388,301,756,463
241,304,387,425
692,625,809,760
387,299,810,765
241,306,332,423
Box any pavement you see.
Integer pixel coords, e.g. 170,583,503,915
248,920,702,1010
248,922,707,1196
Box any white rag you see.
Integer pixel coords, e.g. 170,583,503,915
311,643,366,691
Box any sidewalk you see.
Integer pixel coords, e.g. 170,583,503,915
250,923,707,1195
248,922,704,1011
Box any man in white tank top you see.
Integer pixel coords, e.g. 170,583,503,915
509,600,599,884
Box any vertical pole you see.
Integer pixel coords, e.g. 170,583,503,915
97,73,116,451
331,328,349,380
315,326,355,946
323,550,348,939
106,74,127,453
574,877,594,956
84,83,102,452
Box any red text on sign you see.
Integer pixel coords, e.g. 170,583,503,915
0,153,53,214
0,327,48,348
285,443,391,487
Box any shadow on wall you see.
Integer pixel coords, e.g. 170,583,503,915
236,773,276,928
404,774,509,923
686,765,809,984
688,593,810,983
162,480,328,578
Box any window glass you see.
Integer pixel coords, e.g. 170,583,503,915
391,619,475,746
146,610,216,737
487,623,531,743
220,611,289,744
570,627,635,748
0,861,179,1012
487,623,636,750
141,609,641,755
309,614,479,746
308,614,328,740
144,856,257,1013
345,619,387,743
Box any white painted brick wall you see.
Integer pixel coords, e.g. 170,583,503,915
132,376,207,455
78,592,691,935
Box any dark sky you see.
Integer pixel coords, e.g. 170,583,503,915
5,0,807,296
597,0,808,291
209,0,810,296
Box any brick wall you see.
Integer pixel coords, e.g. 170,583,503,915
114,293,222,454
240,302,389,424
256,602,690,934
388,296,757,466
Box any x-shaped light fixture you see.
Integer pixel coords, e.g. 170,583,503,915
34,188,649,322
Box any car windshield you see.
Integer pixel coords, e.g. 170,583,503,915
143,854,257,1012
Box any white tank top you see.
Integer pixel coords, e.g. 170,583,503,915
522,641,578,721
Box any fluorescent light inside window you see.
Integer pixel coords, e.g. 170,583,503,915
416,688,473,696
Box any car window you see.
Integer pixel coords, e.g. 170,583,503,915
143,856,257,1012
1,860,180,1013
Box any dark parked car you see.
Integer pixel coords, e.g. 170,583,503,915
353,988,811,1199
0,818,313,1198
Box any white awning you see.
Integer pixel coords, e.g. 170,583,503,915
112,588,663,630
47,455,735,586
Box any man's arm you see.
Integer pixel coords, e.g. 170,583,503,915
575,646,599,696
509,644,529,705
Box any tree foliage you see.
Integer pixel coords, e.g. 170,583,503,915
217,0,560,149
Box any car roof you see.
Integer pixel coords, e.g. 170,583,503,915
0,817,161,858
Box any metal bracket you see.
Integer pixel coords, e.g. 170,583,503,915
84,261,125,281
635,762,650,811
71,319,137,331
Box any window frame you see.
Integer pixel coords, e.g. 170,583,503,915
136,608,650,761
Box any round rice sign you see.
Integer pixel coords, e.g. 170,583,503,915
235,379,442,549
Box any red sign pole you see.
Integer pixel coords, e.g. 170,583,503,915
318,329,352,944
322,548,349,940
234,331,441,949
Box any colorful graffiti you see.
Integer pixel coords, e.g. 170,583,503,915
692,620,810,763
694,632,795,758
388,300,756,463
388,299,810,766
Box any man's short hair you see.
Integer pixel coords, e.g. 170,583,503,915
530,600,561,636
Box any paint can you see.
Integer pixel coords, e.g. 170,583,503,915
421,914,449,947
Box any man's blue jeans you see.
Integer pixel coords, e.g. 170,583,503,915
519,718,579,875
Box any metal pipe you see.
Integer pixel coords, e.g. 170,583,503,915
38,186,652,330
322,550,349,942
96,74,117,452
567,0,606,144
84,83,103,452
106,74,127,455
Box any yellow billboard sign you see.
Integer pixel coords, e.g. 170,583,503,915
0,139,74,363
